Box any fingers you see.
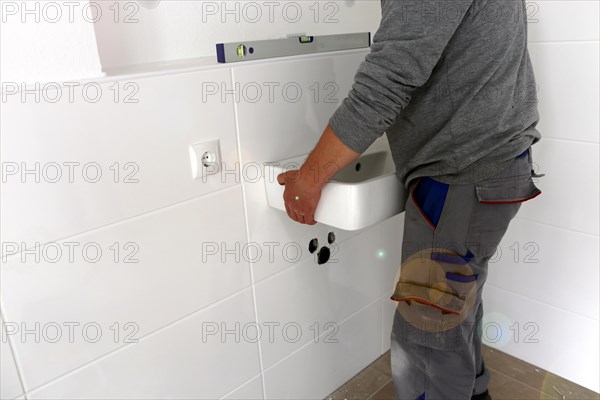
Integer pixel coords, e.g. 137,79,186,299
284,202,314,224
279,169,317,225
284,202,300,222
298,213,317,225
291,209,303,223
284,203,293,220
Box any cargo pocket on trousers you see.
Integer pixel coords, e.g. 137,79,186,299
391,249,479,318
469,156,543,260
390,249,479,349
475,174,541,204
474,152,542,204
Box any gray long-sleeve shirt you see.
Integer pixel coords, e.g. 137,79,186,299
329,0,541,186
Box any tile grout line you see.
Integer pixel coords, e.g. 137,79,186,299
527,39,600,45
514,215,599,238
222,65,268,400
250,220,388,290
0,303,29,400
1,183,243,260
536,136,600,146
21,284,256,396
366,377,393,400
327,348,393,400
218,372,263,400
13,48,370,91
485,282,600,322
263,294,386,376
529,39,600,45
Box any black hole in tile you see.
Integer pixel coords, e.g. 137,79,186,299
328,232,336,244
317,246,330,265
308,238,319,254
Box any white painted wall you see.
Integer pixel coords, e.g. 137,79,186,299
0,0,103,83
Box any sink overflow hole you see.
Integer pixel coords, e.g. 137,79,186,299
355,163,361,172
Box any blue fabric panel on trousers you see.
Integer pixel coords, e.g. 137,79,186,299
413,177,449,227
517,149,529,158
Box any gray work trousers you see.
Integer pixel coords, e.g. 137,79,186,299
390,150,542,400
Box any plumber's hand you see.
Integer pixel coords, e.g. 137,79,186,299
277,169,322,225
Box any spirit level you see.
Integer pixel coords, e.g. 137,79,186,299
216,32,371,64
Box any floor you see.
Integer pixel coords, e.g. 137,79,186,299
326,345,599,400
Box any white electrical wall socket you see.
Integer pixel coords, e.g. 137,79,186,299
189,140,221,180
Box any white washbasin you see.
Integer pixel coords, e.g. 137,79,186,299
264,140,407,231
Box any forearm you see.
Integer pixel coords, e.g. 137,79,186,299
298,124,361,191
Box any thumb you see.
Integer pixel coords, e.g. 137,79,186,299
277,173,286,186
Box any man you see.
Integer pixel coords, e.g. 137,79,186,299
277,0,542,399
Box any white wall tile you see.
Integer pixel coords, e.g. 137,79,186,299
1,315,25,399
27,289,261,399
529,41,600,143
528,1,600,42
1,186,251,390
232,50,369,165
254,212,402,368
1,68,240,249
487,218,599,320
519,138,599,235
263,300,382,400
482,285,599,393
